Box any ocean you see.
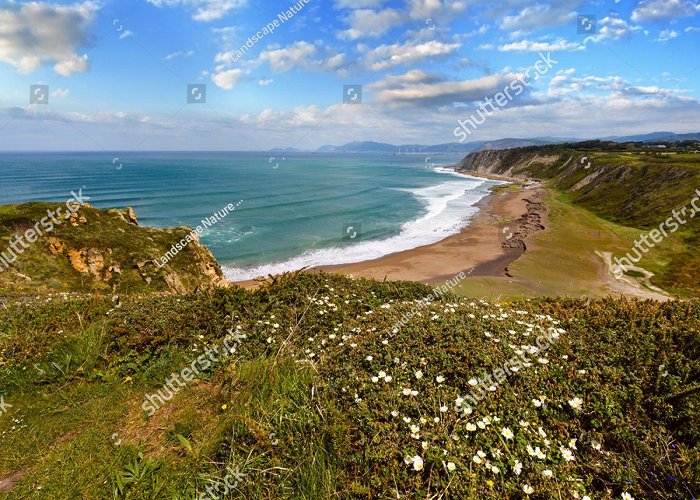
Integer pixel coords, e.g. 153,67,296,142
0,152,501,280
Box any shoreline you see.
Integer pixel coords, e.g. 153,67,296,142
233,174,546,288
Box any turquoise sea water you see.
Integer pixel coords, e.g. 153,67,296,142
0,152,501,280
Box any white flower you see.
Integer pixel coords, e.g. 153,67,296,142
371,376,379,383
541,469,553,477
538,427,547,438
538,357,549,364
446,461,456,472
591,440,602,451
378,370,386,378
403,417,411,423
560,447,575,462
569,438,577,450
366,355,373,361
410,390,418,396
412,455,424,471
583,497,591,500
433,417,440,423
436,375,445,383
535,447,547,460
391,411,399,417
477,450,486,458
501,427,514,440
468,378,478,386
568,397,583,411
466,423,477,431
415,370,423,379
532,399,542,408
410,424,420,433
523,484,534,495
513,460,522,475
621,493,634,500
477,421,486,429
440,405,448,413
472,455,482,464
519,420,529,427
578,369,586,374
384,375,392,382
403,388,411,396
490,465,500,474
421,441,429,450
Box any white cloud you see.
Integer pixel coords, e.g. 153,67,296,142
500,3,577,35
369,70,519,107
146,0,247,22
364,40,461,71
211,68,245,89
259,41,317,72
631,0,700,22
165,50,195,60
258,79,274,86
334,0,385,7
339,8,405,40
656,29,679,42
407,0,466,21
498,39,585,52
0,1,97,76
52,88,70,98
119,30,134,40
585,15,639,43
685,26,700,32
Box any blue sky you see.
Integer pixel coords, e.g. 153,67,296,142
0,0,699,150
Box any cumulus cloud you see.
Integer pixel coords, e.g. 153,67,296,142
656,29,679,42
585,15,639,43
146,0,247,22
211,68,245,89
631,0,700,22
364,40,461,71
499,3,577,35
339,8,405,39
0,1,98,76
258,41,317,72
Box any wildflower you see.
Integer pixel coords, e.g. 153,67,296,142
403,417,411,423
472,454,482,464
410,424,420,434
221,404,228,410
466,423,477,431
123,376,132,383
519,420,529,427
378,370,386,378
569,438,577,450
578,369,586,374
433,417,440,423
403,388,412,396
422,441,429,450
415,370,423,379
491,465,500,474
486,480,494,488
621,493,634,500
371,376,379,383
560,447,575,462
412,455,424,471
532,399,542,408
410,390,418,396
541,469,553,477
477,421,486,429
366,355,373,361
513,460,523,475
538,427,547,438
440,405,448,413
468,378,478,386
538,357,549,364
501,427,514,440
391,411,399,417
523,484,534,495
568,397,583,411
477,450,486,458
447,462,456,472
436,375,445,383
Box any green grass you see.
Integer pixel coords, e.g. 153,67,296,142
1,273,697,498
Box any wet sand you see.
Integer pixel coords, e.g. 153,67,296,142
234,182,546,288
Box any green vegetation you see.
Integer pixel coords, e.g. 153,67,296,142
459,141,700,297
0,202,225,297
1,273,698,498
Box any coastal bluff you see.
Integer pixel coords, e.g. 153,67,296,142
0,203,227,297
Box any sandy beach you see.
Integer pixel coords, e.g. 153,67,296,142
234,181,546,288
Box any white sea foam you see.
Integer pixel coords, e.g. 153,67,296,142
223,174,498,281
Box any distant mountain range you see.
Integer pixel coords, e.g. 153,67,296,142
271,132,698,154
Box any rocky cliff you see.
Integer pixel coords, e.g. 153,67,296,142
0,203,227,297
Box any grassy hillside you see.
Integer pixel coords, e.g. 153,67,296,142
0,202,226,297
1,273,697,498
457,142,700,297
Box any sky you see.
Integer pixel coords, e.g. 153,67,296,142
0,0,699,151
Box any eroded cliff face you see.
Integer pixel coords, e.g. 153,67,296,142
0,203,228,296
455,149,564,179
